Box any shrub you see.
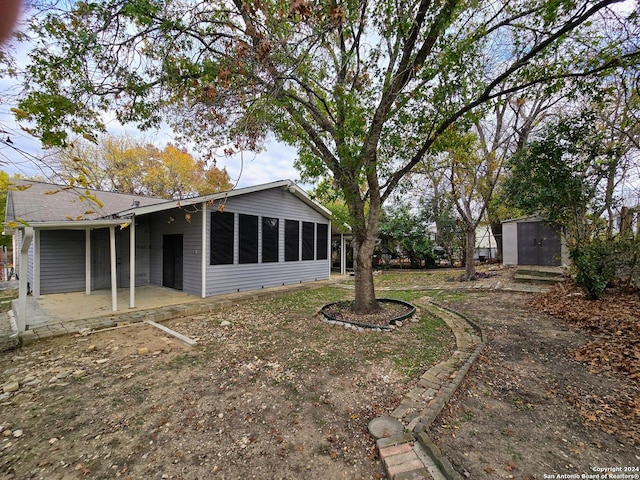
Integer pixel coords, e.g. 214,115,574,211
570,236,640,299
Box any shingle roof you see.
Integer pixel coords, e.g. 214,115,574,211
5,179,166,223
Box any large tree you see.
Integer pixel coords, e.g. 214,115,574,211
12,0,640,312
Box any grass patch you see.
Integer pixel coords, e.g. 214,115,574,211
344,270,464,288
197,286,455,381
391,312,452,377
427,290,470,303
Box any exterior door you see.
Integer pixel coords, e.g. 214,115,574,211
517,222,561,266
92,229,125,289
162,234,183,290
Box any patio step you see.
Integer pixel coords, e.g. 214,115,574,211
514,266,566,285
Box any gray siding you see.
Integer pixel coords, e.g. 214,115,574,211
134,217,152,286
40,230,85,294
18,230,35,287
114,218,153,287
205,188,330,296
149,207,203,295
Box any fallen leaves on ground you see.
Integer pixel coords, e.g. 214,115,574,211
531,282,640,444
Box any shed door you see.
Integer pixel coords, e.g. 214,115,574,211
162,234,183,290
517,222,561,266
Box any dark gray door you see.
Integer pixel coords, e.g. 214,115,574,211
162,234,183,290
517,222,561,266
92,229,125,289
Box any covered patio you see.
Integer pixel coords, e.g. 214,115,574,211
15,285,201,327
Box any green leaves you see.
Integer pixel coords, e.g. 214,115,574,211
502,108,625,245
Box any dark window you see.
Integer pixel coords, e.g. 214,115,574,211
285,220,299,261
262,217,279,263
239,214,258,264
210,211,234,265
317,223,328,260
302,221,315,260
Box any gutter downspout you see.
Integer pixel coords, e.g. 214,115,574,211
17,227,34,332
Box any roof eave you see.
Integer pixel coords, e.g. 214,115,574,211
115,180,332,219
6,219,132,230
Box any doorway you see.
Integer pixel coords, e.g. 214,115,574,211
92,229,125,289
517,222,561,266
162,234,183,290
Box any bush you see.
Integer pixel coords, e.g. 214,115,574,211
570,236,640,299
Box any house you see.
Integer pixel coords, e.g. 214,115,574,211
501,216,568,266
4,179,332,332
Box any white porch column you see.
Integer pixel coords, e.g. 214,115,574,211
201,202,207,298
17,227,34,332
129,217,136,308
109,225,117,312
340,234,346,276
33,229,40,298
85,228,91,295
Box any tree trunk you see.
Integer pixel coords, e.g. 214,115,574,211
464,228,477,280
352,232,379,313
344,171,383,314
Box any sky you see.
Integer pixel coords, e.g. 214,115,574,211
0,6,308,191
0,96,306,190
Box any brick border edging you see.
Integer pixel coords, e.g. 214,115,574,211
377,297,485,480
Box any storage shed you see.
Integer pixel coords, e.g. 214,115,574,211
5,179,332,331
501,216,567,266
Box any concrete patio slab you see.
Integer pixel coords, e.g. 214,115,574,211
21,286,201,326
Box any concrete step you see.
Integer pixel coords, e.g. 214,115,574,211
515,265,564,277
514,272,566,285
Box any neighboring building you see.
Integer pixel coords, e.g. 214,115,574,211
474,224,497,262
5,179,332,331
501,216,567,266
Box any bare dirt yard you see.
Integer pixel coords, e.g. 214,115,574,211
0,285,452,480
1,269,638,480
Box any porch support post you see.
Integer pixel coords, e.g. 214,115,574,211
328,221,332,278
340,234,346,276
109,225,117,312
17,227,34,333
129,217,136,308
33,229,40,298
85,228,91,295
201,202,206,298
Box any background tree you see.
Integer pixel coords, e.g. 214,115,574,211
13,0,640,312
502,106,640,298
0,170,12,248
378,204,436,269
309,178,355,233
503,110,624,245
52,135,232,199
